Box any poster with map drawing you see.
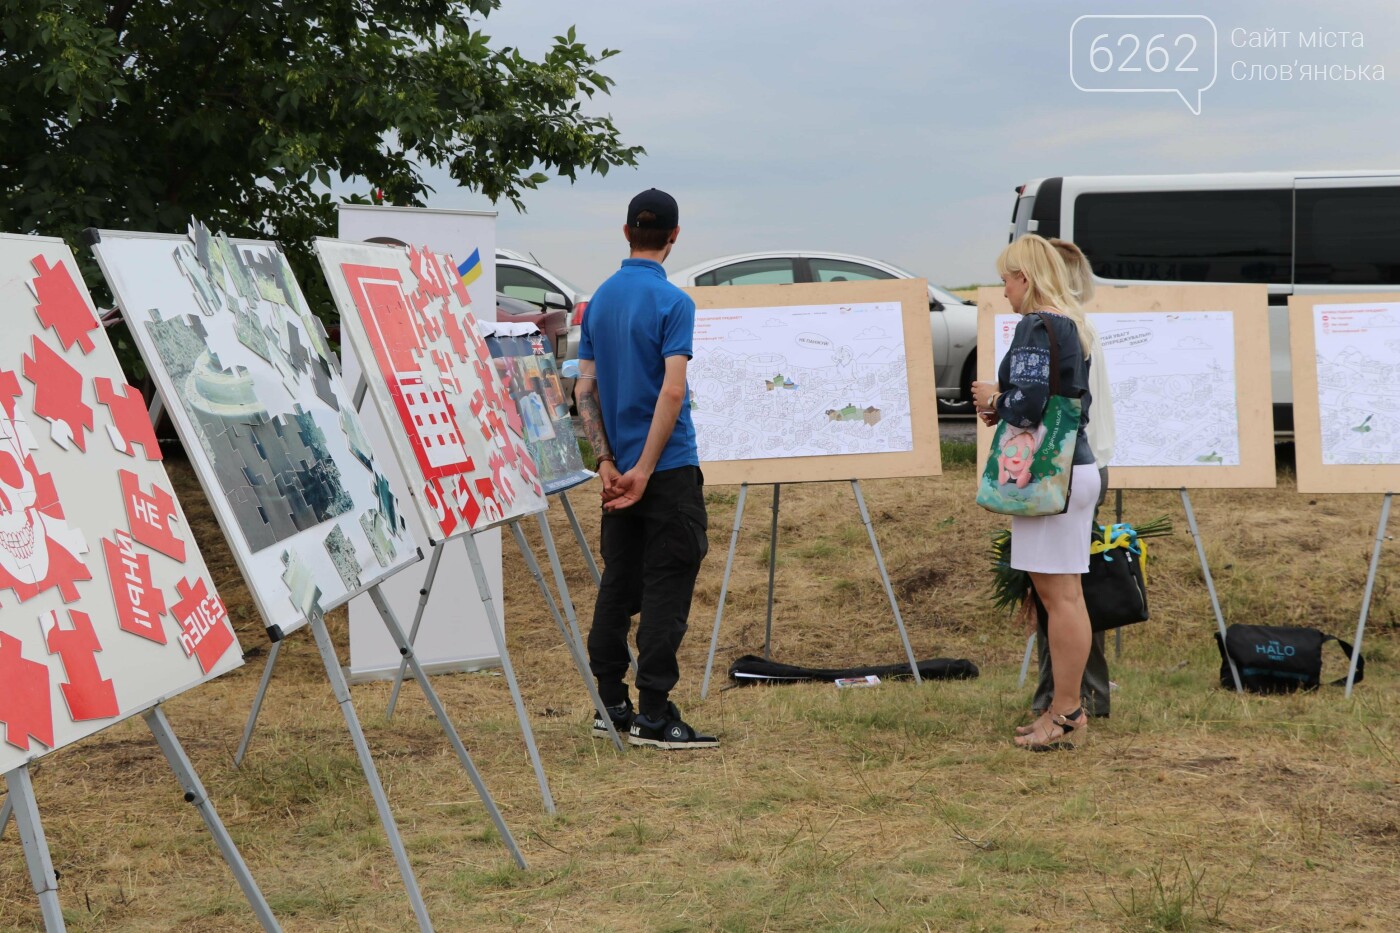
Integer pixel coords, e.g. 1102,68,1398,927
993,311,1241,467
91,223,420,639
1312,302,1400,465
0,233,242,773
691,301,914,462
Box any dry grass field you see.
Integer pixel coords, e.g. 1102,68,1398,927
3,445,1400,931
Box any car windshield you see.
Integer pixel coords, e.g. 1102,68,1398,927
928,283,966,306
880,261,967,306
543,266,584,295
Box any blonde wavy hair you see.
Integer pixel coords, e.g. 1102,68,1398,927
997,233,1099,358
1048,238,1095,304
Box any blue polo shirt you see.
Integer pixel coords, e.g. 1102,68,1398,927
578,258,698,474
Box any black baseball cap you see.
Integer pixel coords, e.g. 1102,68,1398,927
627,188,679,230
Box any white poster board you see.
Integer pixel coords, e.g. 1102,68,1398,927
686,279,941,485
320,233,554,679
0,234,242,773
91,223,421,639
692,300,915,461
1312,302,1400,465
1289,294,1400,493
336,206,505,680
315,237,548,534
977,285,1275,489
991,311,1242,466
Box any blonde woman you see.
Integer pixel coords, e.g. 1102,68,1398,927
972,234,1100,750
1018,239,1115,727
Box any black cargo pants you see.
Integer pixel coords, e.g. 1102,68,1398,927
588,465,709,719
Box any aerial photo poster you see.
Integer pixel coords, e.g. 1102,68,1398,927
91,223,420,638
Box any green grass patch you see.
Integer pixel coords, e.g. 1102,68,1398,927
941,438,977,466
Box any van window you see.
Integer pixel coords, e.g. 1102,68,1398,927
1296,186,1400,285
1074,190,1291,284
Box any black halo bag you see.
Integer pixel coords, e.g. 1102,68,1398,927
1214,624,1364,693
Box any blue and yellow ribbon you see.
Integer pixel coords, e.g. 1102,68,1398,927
1089,522,1149,585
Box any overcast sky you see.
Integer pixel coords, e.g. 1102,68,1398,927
417,0,1400,292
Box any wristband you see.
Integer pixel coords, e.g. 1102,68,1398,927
597,455,615,465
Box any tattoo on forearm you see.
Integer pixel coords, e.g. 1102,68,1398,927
576,392,614,462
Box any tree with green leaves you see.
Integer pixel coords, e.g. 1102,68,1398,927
1,1,642,320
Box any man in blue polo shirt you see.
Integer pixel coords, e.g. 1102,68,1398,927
574,188,716,749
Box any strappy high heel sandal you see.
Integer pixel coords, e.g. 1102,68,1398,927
1017,706,1086,752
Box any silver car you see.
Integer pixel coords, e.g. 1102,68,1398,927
666,250,978,413
495,248,591,359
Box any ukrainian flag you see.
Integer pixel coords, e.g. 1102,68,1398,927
457,248,483,287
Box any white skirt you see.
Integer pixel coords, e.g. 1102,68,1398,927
1010,463,1102,574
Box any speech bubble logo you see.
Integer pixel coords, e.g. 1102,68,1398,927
795,332,832,350
1070,14,1218,115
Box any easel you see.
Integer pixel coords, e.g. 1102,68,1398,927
380,492,627,758
700,480,922,699
1347,492,1391,697
145,385,525,933
235,393,626,822
1017,487,1243,693
2,706,279,932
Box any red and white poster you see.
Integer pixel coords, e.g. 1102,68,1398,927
315,239,546,540
0,233,242,773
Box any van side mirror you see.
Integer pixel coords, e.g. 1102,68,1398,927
930,299,945,312
544,290,568,310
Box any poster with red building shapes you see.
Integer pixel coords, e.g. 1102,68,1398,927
315,238,547,539
0,234,241,774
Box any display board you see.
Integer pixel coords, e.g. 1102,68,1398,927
337,204,497,310
315,238,547,539
977,285,1275,489
0,233,242,773
1290,294,1400,493
481,322,594,496
91,223,420,638
334,207,505,682
685,279,941,485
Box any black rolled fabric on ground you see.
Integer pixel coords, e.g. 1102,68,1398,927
1215,624,1364,693
727,655,978,686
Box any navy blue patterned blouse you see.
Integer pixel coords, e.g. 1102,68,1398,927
994,311,1095,466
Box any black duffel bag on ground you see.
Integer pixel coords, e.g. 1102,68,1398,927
728,654,978,686
1214,624,1364,693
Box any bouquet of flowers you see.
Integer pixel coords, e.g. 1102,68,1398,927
988,516,1174,613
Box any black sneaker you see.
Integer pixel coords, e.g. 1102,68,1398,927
592,698,633,738
628,702,719,750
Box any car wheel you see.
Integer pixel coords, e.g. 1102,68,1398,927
936,355,977,417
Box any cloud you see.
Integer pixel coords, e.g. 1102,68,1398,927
856,326,888,339
1175,337,1209,349
729,328,760,341
763,318,785,327
1120,350,1157,365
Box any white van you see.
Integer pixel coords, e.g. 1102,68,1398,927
1011,171,1400,430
